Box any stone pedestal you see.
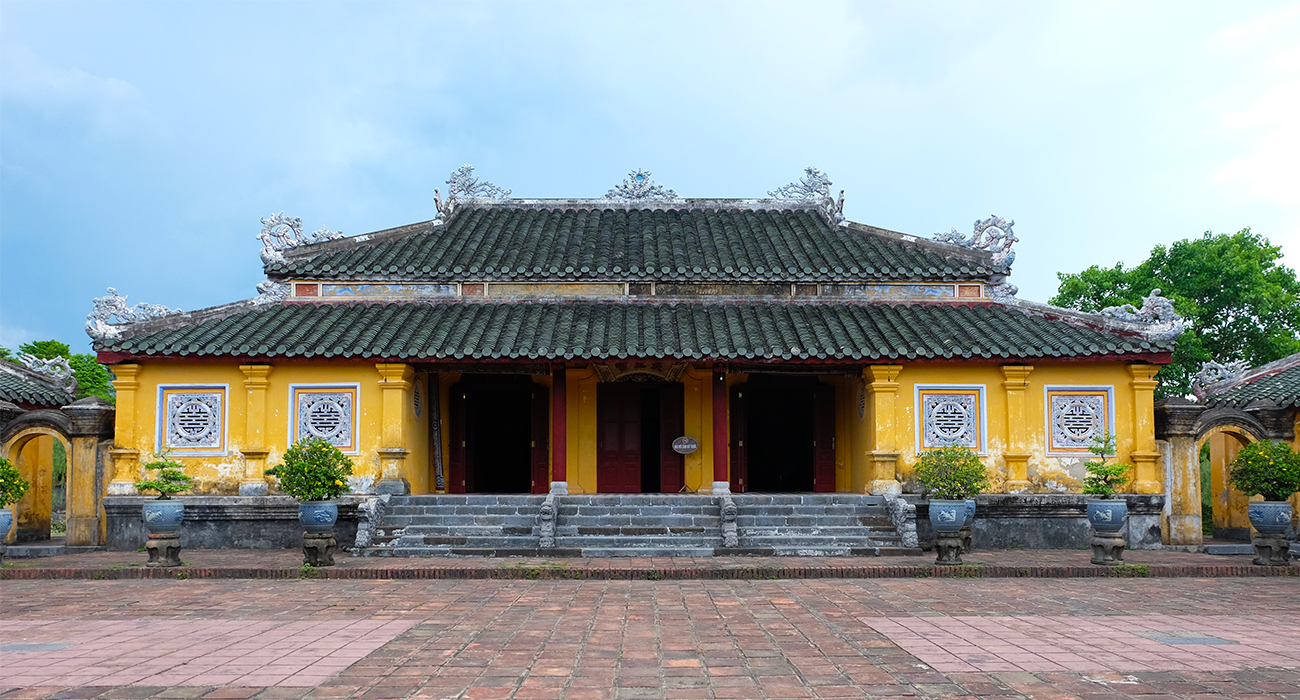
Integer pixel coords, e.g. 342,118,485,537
935,533,964,565
1252,534,1291,567
1090,531,1125,565
959,526,973,554
145,533,182,567
303,531,337,567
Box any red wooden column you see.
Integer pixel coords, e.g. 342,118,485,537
550,363,568,493
712,365,729,493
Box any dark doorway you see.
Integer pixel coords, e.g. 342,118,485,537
597,382,684,493
448,375,549,494
730,377,835,493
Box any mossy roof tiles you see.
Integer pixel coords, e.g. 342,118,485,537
266,204,1006,283
1205,357,1300,409
97,300,1168,363
0,367,73,407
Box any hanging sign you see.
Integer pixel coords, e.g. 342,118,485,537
671,436,699,455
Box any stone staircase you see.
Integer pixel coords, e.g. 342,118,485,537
359,493,919,558
732,494,916,557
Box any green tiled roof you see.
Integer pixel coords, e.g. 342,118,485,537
266,203,1007,284
96,300,1169,362
0,366,73,407
1206,356,1300,409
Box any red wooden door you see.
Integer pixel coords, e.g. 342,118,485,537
597,384,640,492
812,383,836,492
659,383,685,493
448,384,467,494
729,384,747,493
530,385,549,494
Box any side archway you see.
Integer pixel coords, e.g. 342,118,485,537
2,415,74,544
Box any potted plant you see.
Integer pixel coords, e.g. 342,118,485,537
135,453,192,534
1229,440,1300,539
0,457,31,552
265,436,353,533
916,446,988,564
1082,433,1131,534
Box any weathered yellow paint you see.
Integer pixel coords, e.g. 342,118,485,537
1000,365,1034,492
239,364,272,491
108,364,142,493
4,433,56,542
865,365,903,495
567,366,599,494
67,433,102,546
681,365,713,493
1128,364,1162,494
376,364,423,492
1206,429,1252,534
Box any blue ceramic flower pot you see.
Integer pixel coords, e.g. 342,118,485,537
1248,501,1292,535
299,501,338,533
929,499,966,533
0,507,12,541
964,499,976,527
142,500,184,534
1087,499,1127,533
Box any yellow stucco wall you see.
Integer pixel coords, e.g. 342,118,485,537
111,361,428,495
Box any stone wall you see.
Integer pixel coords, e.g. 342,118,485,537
104,496,361,551
911,494,1165,550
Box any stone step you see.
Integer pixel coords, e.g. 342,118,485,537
389,495,548,506
731,495,886,505
556,516,719,528
392,525,538,536
725,545,922,557
380,515,542,527
735,515,892,527
397,536,543,548
371,546,583,558
579,547,717,557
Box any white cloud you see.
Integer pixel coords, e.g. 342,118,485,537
0,44,151,136
0,323,39,351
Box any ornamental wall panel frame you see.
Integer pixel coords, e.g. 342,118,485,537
914,384,987,454
1044,385,1115,455
156,385,229,456
288,383,361,454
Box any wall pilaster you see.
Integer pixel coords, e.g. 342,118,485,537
376,363,413,495
1001,365,1034,492
238,364,272,496
107,364,142,495
865,365,903,495
1129,364,1162,494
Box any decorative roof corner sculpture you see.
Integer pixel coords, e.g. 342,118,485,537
933,215,1018,267
768,167,845,223
1099,289,1191,343
252,280,290,305
16,354,77,395
1191,359,1251,402
257,212,343,264
85,287,182,341
988,282,1018,299
434,165,512,224
604,169,678,201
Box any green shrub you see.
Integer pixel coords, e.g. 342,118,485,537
265,436,353,501
915,446,988,500
1229,441,1300,501
0,457,30,508
135,453,192,499
1082,433,1130,498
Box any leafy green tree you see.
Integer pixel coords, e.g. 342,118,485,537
1051,229,1300,398
0,347,15,363
17,340,116,403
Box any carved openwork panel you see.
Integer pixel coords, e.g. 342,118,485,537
158,385,227,455
290,384,359,453
1046,387,1113,454
593,361,687,383
916,386,985,452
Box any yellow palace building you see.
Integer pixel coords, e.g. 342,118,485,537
88,168,1183,509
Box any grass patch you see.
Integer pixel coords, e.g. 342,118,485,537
1113,563,1149,578
175,571,189,580
299,563,318,579
647,570,662,581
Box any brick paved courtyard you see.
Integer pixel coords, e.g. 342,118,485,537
3,576,1300,699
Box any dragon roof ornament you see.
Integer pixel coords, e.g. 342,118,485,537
1190,359,1251,402
933,215,1018,266
434,165,512,224
258,212,343,264
16,354,77,395
768,167,845,223
1099,289,1191,343
604,169,678,201
86,287,181,341
252,280,290,305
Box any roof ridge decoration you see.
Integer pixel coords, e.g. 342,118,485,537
933,215,1018,267
1098,289,1191,343
604,169,679,201
14,354,77,395
253,280,290,305
768,167,845,224
434,165,512,224
258,212,344,264
86,287,182,341
1191,359,1251,402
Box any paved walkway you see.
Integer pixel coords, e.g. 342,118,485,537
2,547,1296,580
3,573,1299,698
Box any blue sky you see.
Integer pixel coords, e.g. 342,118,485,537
2,1,1297,354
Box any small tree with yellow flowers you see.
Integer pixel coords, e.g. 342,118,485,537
266,436,353,501
1229,441,1300,502
0,456,30,508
